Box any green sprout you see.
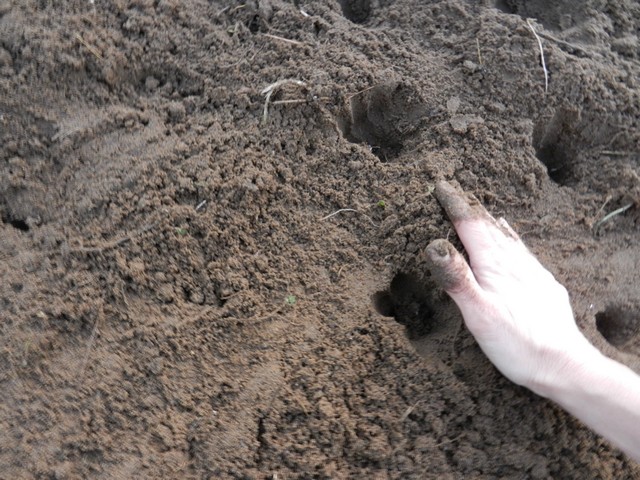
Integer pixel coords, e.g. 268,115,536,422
376,200,386,209
175,227,188,236
285,295,297,306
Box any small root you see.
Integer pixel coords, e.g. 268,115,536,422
74,33,103,60
526,19,548,93
262,33,304,46
321,208,378,227
593,203,634,233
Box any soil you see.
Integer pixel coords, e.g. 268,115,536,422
1,0,640,478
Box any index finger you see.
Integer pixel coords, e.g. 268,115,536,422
434,181,514,262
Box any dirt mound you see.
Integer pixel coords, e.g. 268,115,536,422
1,0,640,477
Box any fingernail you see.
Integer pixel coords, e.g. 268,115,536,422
425,239,466,292
435,180,494,225
435,181,475,222
426,238,453,260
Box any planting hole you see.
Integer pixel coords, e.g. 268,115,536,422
493,0,585,31
374,272,464,363
339,82,427,161
2,214,30,232
373,273,442,339
532,109,580,186
339,0,372,23
535,142,572,185
595,304,640,352
494,0,515,14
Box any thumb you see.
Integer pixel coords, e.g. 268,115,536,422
425,239,486,317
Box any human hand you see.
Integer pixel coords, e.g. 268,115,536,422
426,181,596,396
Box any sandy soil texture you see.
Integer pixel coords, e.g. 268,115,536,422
1,0,640,478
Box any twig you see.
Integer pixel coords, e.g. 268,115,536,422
74,33,103,60
526,19,548,93
346,85,375,102
321,208,359,220
593,203,634,233
600,150,637,157
336,265,347,278
261,79,307,125
195,200,207,211
401,401,422,421
538,31,592,57
271,97,330,106
604,130,627,149
435,433,464,448
320,208,378,227
476,38,483,66
262,33,304,46
216,6,230,16
589,194,612,228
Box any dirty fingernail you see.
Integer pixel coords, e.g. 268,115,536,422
425,239,463,291
426,237,453,260
435,181,475,221
435,180,490,223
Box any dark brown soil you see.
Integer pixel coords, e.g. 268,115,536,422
2,0,640,478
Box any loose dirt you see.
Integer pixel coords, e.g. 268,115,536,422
1,0,640,478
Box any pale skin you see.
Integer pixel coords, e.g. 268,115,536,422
426,180,640,462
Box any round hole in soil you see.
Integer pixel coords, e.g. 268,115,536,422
339,0,372,23
534,142,573,185
2,215,30,232
494,0,516,14
338,82,427,161
493,0,585,31
595,304,639,349
372,273,439,339
532,109,581,186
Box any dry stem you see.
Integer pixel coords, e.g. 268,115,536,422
538,31,592,57
321,208,378,227
346,85,375,102
261,79,307,125
593,203,634,233
271,97,330,106
74,33,103,60
262,33,304,46
526,19,548,93
600,151,637,157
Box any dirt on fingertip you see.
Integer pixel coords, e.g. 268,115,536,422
2,0,640,478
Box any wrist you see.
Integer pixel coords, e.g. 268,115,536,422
529,339,640,461
527,335,605,400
